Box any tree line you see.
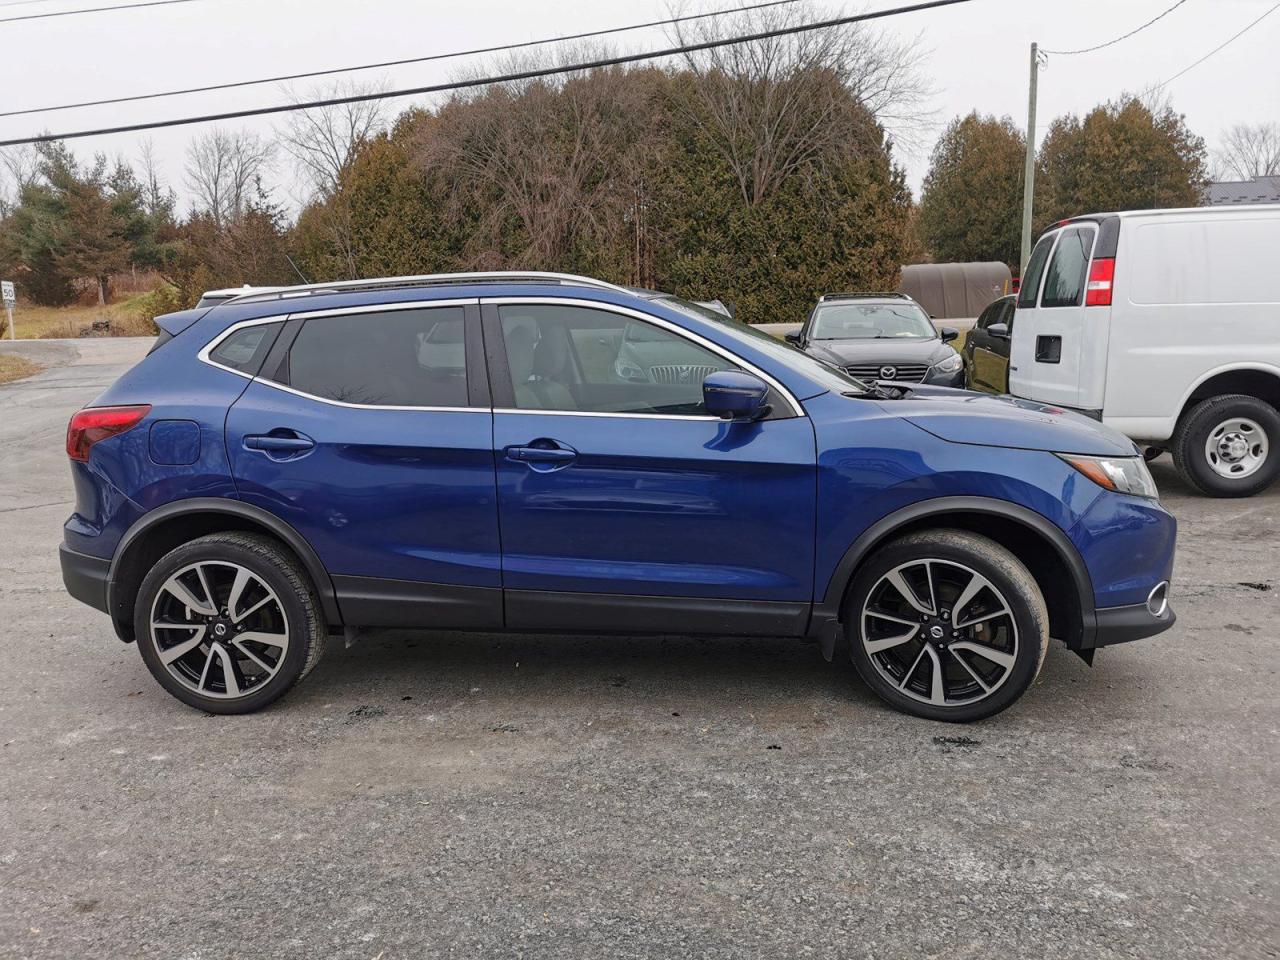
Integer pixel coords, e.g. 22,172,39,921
0,13,1268,326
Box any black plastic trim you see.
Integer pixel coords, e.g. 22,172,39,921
1093,600,1176,647
814,496,1098,648
107,498,342,630
506,589,810,637
60,545,110,614
1093,216,1121,259
333,575,502,629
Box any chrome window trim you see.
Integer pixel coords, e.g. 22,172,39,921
485,296,806,418
197,298,483,413
492,408,720,422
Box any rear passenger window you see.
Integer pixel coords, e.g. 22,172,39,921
283,307,468,407
1040,227,1095,308
209,322,282,374
1018,235,1054,309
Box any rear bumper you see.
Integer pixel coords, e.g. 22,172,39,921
59,545,111,615
1092,600,1176,647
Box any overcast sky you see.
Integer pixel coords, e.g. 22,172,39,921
2,0,1277,214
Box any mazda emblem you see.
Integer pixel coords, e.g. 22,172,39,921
879,365,897,380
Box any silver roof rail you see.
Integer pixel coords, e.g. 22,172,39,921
214,271,632,305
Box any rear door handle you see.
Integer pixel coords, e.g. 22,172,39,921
244,431,316,458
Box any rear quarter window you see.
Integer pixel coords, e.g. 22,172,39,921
208,322,283,374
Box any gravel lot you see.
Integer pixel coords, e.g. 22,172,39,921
1,339,1276,960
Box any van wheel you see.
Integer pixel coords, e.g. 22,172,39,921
134,532,326,714
845,529,1048,723
1171,394,1280,498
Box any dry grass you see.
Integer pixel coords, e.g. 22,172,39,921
4,294,157,340
0,353,42,385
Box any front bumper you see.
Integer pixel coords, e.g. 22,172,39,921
1092,599,1176,647
60,545,111,615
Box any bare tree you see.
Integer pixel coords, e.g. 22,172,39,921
0,144,43,214
279,80,387,197
671,2,930,206
184,128,275,225
1213,122,1280,180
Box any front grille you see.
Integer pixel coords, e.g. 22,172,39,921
647,363,720,385
844,362,930,383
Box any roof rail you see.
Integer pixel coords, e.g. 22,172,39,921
818,291,912,303
214,271,632,306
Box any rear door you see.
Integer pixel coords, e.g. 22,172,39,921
483,297,817,636
223,300,503,628
1009,224,1099,409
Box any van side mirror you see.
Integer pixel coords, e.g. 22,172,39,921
784,331,802,344
703,370,770,421
940,327,959,343
988,322,1009,340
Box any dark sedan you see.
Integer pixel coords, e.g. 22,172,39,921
963,294,1016,394
786,293,964,387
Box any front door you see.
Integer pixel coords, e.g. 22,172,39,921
483,299,817,636
968,297,1013,394
224,300,503,628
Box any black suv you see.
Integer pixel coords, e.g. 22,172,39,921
786,293,964,386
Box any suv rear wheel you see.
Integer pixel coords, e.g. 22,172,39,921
134,532,326,714
1172,394,1280,498
845,529,1049,723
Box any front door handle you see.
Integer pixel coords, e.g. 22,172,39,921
504,439,578,470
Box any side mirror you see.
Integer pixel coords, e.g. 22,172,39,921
784,331,802,344
940,327,959,343
988,322,1009,340
703,370,770,421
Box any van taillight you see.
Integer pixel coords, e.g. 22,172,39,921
1086,257,1115,307
66,405,151,461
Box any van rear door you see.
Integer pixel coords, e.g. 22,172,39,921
1009,222,1107,412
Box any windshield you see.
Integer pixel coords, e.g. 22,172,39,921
808,302,935,340
655,296,871,394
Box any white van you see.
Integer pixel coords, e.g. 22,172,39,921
1008,205,1280,497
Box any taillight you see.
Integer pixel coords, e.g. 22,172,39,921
66,405,151,461
1085,257,1115,307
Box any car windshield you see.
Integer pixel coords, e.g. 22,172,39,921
654,296,872,394
809,302,935,340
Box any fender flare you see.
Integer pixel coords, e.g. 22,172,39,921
107,497,342,631
813,496,1097,648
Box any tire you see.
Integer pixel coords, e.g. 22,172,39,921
134,532,326,714
845,529,1048,723
1171,394,1280,498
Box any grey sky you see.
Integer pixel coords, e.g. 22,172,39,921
2,0,1277,213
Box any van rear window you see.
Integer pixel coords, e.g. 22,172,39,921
1018,235,1054,308
1040,227,1094,308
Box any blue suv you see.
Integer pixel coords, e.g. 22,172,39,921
59,273,1176,721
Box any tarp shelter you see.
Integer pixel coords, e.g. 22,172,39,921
898,262,1012,320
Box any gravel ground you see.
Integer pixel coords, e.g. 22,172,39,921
1,339,1276,960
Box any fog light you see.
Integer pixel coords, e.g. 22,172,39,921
1147,581,1169,618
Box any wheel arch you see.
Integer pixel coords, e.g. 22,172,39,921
106,498,341,642
816,497,1097,652
1177,364,1280,421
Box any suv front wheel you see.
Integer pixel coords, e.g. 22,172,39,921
846,529,1049,722
134,532,326,714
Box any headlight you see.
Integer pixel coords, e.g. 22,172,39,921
1059,454,1159,498
931,352,962,374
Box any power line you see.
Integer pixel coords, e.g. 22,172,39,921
0,0,202,22
1147,1,1279,91
1042,0,1190,55
2,0,811,118
0,0,970,147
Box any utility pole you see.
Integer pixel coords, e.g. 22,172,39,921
1019,42,1042,277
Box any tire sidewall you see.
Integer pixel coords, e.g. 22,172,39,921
134,537,313,714
1178,397,1280,498
845,532,1047,723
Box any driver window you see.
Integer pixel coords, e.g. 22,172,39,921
497,304,736,415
